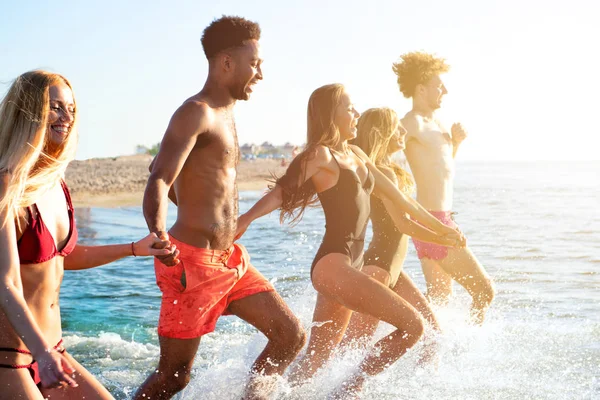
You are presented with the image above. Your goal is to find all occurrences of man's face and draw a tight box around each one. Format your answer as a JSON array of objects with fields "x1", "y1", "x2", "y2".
[
  {"x1": 228, "y1": 39, "x2": 263, "y2": 101},
  {"x1": 420, "y1": 74, "x2": 448, "y2": 110}
]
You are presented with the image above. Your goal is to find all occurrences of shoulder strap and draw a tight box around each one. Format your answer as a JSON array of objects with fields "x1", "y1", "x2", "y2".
[
  {"x1": 348, "y1": 145, "x2": 365, "y2": 163},
  {"x1": 328, "y1": 148, "x2": 341, "y2": 167},
  {"x1": 60, "y1": 180, "x2": 74, "y2": 211}
]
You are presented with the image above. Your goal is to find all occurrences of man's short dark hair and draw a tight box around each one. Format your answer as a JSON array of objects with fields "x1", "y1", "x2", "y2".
[{"x1": 201, "y1": 16, "x2": 261, "y2": 60}]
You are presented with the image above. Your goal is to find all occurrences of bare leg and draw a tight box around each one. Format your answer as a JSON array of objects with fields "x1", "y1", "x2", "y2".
[
  {"x1": 341, "y1": 264, "x2": 391, "y2": 346},
  {"x1": 0, "y1": 368, "x2": 45, "y2": 400},
  {"x1": 227, "y1": 290, "x2": 306, "y2": 400},
  {"x1": 394, "y1": 271, "x2": 440, "y2": 330},
  {"x1": 421, "y1": 258, "x2": 454, "y2": 304},
  {"x1": 297, "y1": 254, "x2": 425, "y2": 394},
  {"x1": 41, "y1": 352, "x2": 114, "y2": 399},
  {"x1": 290, "y1": 291, "x2": 354, "y2": 384},
  {"x1": 133, "y1": 336, "x2": 201, "y2": 400},
  {"x1": 437, "y1": 246, "x2": 495, "y2": 324}
]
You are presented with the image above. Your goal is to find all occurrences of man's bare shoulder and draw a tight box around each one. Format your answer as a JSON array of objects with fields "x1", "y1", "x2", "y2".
[
  {"x1": 401, "y1": 111, "x2": 421, "y2": 135},
  {"x1": 168, "y1": 98, "x2": 216, "y2": 138}
]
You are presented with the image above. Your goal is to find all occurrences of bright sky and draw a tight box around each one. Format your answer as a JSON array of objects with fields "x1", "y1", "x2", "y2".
[{"x1": 1, "y1": 0, "x2": 598, "y2": 161}]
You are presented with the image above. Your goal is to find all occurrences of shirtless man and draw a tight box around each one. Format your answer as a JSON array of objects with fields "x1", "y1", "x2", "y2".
[
  {"x1": 392, "y1": 52, "x2": 495, "y2": 323},
  {"x1": 135, "y1": 16, "x2": 306, "y2": 400}
]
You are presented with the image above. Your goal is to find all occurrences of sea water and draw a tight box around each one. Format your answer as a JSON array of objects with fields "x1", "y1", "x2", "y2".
[{"x1": 61, "y1": 161, "x2": 600, "y2": 399}]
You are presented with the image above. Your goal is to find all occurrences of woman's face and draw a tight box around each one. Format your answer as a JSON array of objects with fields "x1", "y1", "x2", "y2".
[
  {"x1": 387, "y1": 120, "x2": 408, "y2": 154},
  {"x1": 47, "y1": 82, "x2": 75, "y2": 148},
  {"x1": 334, "y1": 91, "x2": 360, "y2": 142}
]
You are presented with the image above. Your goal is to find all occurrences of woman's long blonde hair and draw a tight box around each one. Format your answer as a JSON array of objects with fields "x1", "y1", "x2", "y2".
[
  {"x1": 275, "y1": 83, "x2": 346, "y2": 224},
  {"x1": 0, "y1": 70, "x2": 78, "y2": 226},
  {"x1": 351, "y1": 107, "x2": 414, "y2": 194}
]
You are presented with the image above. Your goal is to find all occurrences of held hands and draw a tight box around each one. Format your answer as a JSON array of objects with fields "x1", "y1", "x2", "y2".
[
  {"x1": 451, "y1": 122, "x2": 468, "y2": 146},
  {"x1": 132, "y1": 232, "x2": 172, "y2": 257},
  {"x1": 150, "y1": 231, "x2": 180, "y2": 267},
  {"x1": 442, "y1": 227, "x2": 467, "y2": 248},
  {"x1": 36, "y1": 349, "x2": 78, "y2": 389}
]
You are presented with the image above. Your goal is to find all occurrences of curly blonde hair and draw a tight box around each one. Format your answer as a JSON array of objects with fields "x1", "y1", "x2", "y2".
[{"x1": 392, "y1": 51, "x2": 450, "y2": 98}]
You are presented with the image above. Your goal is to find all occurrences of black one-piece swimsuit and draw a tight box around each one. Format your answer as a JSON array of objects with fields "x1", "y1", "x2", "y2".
[
  {"x1": 310, "y1": 148, "x2": 375, "y2": 278},
  {"x1": 364, "y1": 194, "x2": 404, "y2": 275}
]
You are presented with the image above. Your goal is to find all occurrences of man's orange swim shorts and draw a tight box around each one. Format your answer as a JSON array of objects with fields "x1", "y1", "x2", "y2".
[{"x1": 154, "y1": 235, "x2": 274, "y2": 339}]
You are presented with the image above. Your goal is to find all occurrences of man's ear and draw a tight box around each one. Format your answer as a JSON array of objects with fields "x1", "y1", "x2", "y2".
[
  {"x1": 222, "y1": 52, "x2": 234, "y2": 72},
  {"x1": 415, "y1": 83, "x2": 424, "y2": 96}
]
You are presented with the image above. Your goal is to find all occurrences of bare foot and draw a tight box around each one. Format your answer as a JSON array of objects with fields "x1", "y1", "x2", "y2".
[{"x1": 470, "y1": 307, "x2": 486, "y2": 325}]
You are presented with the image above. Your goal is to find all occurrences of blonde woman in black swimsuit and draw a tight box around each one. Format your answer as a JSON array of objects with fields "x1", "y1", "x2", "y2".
[
  {"x1": 236, "y1": 84, "x2": 465, "y2": 396},
  {"x1": 343, "y1": 107, "x2": 445, "y2": 346}
]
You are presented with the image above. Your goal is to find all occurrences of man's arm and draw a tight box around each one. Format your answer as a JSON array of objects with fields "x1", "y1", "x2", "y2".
[
  {"x1": 143, "y1": 101, "x2": 210, "y2": 250},
  {"x1": 401, "y1": 114, "x2": 421, "y2": 146},
  {"x1": 451, "y1": 122, "x2": 468, "y2": 158},
  {"x1": 149, "y1": 156, "x2": 178, "y2": 205}
]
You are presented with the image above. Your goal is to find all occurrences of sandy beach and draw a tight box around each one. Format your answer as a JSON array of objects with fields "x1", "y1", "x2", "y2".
[{"x1": 65, "y1": 155, "x2": 287, "y2": 208}]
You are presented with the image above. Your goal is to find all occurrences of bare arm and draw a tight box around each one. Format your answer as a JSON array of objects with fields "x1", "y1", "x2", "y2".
[
  {"x1": 0, "y1": 209, "x2": 51, "y2": 359},
  {"x1": 452, "y1": 143, "x2": 460, "y2": 158},
  {"x1": 383, "y1": 203, "x2": 456, "y2": 246},
  {"x1": 149, "y1": 156, "x2": 178, "y2": 205},
  {"x1": 376, "y1": 168, "x2": 456, "y2": 247},
  {"x1": 236, "y1": 146, "x2": 330, "y2": 239},
  {"x1": 241, "y1": 185, "x2": 284, "y2": 223},
  {"x1": 451, "y1": 122, "x2": 467, "y2": 159},
  {"x1": 143, "y1": 101, "x2": 210, "y2": 237},
  {"x1": 64, "y1": 233, "x2": 170, "y2": 270},
  {"x1": 351, "y1": 145, "x2": 460, "y2": 239}
]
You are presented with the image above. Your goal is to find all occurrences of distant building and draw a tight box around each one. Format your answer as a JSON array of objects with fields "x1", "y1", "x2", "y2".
[
  {"x1": 240, "y1": 143, "x2": 259, "y2": 155},
  {"x1": 239, "y1": 141, "x2": 303, "y2": 159},
  {"x1": 260, "y1": 141, "x2": 275, "y2": 150}
]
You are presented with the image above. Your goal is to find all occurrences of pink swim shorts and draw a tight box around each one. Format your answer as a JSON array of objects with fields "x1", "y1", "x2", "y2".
[{"x1": 412, "y1": 211, "x2": 458, "y2": 260}]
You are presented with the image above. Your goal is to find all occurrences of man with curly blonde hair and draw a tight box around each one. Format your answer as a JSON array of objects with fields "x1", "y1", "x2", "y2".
[{"x1": 392, "y1": 51, "x2": 495, "y2": 324}]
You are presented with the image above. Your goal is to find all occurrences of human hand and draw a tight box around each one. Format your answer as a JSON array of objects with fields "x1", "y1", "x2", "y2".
[
  {"x1": 451, "y1": 122, "x2": 468, "y2": 145},
  {"x1": 235, "y1": 213, "x2": 251, "y2": 241},
  {"x1": 442, "y1": 228, "x2": 466, "y2": 248},
  {"x1": 36, "y1": 349, "x2": 78, "y2": 389},
  {"x1": 152, "y1": 231, "x2": 180, "y2": 266},
  {"x1": 133, "y1": 232, "x2": 172, "y2": 257}
]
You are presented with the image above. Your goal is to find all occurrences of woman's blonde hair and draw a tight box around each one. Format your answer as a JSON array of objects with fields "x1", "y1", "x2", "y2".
[
  {"x1": 275, "y1": 83, "x2": 346, "y2": 224},
  {"x1": 351, "y1": 107, "x2": 414, "y2": 194},
  {"x1": 0, "y1": 70, "x2": 78, "y2": 226}
]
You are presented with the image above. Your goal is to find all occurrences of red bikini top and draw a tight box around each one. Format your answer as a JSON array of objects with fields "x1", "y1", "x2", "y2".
[{"x1": 17, "y1": 181, "x2": 78, "y2": 264}]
